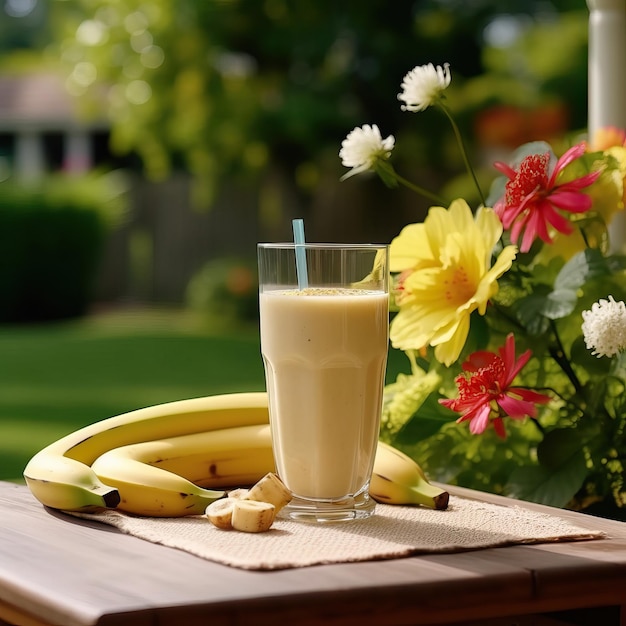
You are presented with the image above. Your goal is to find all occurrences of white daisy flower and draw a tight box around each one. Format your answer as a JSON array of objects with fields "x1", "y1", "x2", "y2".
[
  {"x1": 339, "y1": 124, "x2": 395, "y2": 180},
  {"x1": 581, "y1": 295, "x2": 626, "y2": 358},
  {"x1": 398, "y1": 63, "x2": 451, "y2": 112}
]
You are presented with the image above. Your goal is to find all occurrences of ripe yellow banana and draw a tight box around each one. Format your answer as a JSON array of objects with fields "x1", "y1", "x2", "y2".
[
  {"x1": 23, "y1": 390, "x2": 448, "y2": 515},
  {"x1": 23, "y1": 392, "x2": 270, "y2": 512},
  {"x1": 90, "y1": 452, "x2": 225, "y2": 517},
  {"x1": 89, "y1": 423, "x2": 448, "y2": 515},
  {"x1": 25, "y1": 455, "x2": 121, "y2": 513},
  {"x1": 135, "y1": 424, "x2": 275, "y2": 489},
  {"x1": 370, "y1": 442, "x2": 449, "y2": 510},
  {"x1": 90, "y1": 425, "x2": 275, "y2": 516}
]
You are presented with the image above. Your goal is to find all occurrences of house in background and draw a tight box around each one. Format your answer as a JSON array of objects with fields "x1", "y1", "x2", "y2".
[
  {"x1": 0, "y1": 72, "x2": 111, "y2": 182},
  {"x1": 0, "y1": 70, "x2": 261, "y2": 308}
]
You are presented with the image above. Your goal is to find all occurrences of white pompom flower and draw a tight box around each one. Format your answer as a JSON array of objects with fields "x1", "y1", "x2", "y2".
[
  {"x1": 581, "y1": 295, "x2": 626, "y2": 358},
  {"x1": 398, "y1": 63, "x2": 451, "y2": 112},
  {"x1": 339, "y1": 124, "x2": 395, "y2": 180}
]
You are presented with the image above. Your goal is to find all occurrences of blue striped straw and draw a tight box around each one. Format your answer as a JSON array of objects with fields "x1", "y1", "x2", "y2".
[{"x1": 292, "y1": 218, "x2": 308, "y2": 290}]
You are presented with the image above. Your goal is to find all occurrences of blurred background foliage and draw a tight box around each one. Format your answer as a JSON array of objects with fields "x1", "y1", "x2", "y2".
[
  {"x1": 25, "y1": 0, "x2": 591, "y2": 218},
  {"x1": 0, "y1": 0, "x2": 593, "y2": 249}
]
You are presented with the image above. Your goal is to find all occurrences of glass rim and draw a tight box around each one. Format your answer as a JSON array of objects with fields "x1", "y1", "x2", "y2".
[{"x1": 257, "y1": 243, "x2": 388, "y2": 250}]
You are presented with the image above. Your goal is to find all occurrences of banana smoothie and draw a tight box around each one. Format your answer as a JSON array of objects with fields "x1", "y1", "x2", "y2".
[{"x1": 259, "y1": 287, "x2": 389, "y2": 503}]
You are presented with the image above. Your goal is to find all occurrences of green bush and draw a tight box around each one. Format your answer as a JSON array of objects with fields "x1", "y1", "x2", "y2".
[{"x1": 0, "y1": 173, "x2": 126, "y2": 323}]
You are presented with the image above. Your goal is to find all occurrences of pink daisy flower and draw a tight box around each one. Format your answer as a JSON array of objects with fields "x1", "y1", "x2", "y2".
[
  {"x1": 493, "y1": 142, "x2": 600, "y2": 253},
  {"x1": 439, "y1": 334, "x2": 551, "y2": 438}
]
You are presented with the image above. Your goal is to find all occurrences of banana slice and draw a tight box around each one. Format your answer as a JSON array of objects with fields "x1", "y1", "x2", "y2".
[
  {"x1": 227, "y1": 487, "x2": 250, "y2": 500},
  {"x1": 246, "y1": 472, "x2": 292, "y2": 513},
  {"x1": 231, "y1": 499, "x2": 275, "y2": 533},
  {"x1": 205, "y1": 497, "x2": 237, "y2": 529}
]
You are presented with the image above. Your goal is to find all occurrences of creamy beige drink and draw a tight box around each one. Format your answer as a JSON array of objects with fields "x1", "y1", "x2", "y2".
[{"x1": 260, "y1": 287, "x2": 389, "y2": 502}]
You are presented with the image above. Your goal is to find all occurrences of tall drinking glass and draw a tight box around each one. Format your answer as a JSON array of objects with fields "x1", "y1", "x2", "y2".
[{"x1": 258, "y1": 243, "x2": 389, "y2": 522}]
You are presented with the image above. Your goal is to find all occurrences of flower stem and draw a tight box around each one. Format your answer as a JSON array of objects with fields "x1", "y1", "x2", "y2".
[
  {"x1": 394, "y1": 171, "x2": 446, "y2": 205},
  {"x1": 439, "y1": 103, "x2": 487, "y2": 207},
  {"x1": 531, "y1": 415, "x2": 547, "y2": 435},
  {"x1": 548, "y1": 319, "x2": 583, "y2": 394},
  {"x1": 407, "y1": 349, "x2": 420, "y2": 376},
  {"x1": 377, "y1": 161, "x2": 445, "y2": 205}
]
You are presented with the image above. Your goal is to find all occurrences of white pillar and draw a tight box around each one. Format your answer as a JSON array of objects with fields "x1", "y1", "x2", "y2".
[
  {"x1": 63, "y1": 129, "x2": 92, "y2": 174},
  {"x1": 587, "y1": 0, "x2": 626, "y2": 252},
  {"x1": 14, "y1": 130, "x2": 46, "y2": 182}
]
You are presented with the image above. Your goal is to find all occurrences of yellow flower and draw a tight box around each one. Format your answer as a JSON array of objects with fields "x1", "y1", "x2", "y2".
[
  {"x1": 587, "y1": 129, "x2": 626, "y2": 223},
  {"x1": 389, "y1": 199, "x2": 517, "y2": 366},
  {"x1": 589, "y1": 126, "x2": 626, "y2": 151},
  {"x1": 604, "y1": 146, "x2": 626, "y2": 210}
]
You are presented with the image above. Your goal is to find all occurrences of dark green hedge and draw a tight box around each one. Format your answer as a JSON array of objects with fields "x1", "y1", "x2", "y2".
[{"x1": 0, "y1": 175, "x2": 125, "y2": 322}]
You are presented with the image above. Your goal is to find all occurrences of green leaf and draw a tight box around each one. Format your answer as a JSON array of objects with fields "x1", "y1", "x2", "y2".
[
  {"x1": 555, "y1": 248, "x2": 613, "y2": 291},
  {"x1": 569, "y1": 336, "x2": 610, "y2": 377},
  {"x1": 537, "y1": 428, "x2": 584, "y2": 469},
  {"x1": 381, "y1": 369, "x2": 443, "y2": 441},
  {"x1": 521, "y1": 249, "x2": 621, "y2": 322},
  {"x1": 607, "y1": 254, "x2": 626, "y2": 273},
  {"x1": 541, "y1": 288, "x2": 577, "y2": 319},
  {"x1": 506, "y1": 463, "x2": 586, "y2": 508},
  {"x1": 395, "y1": 393, "x2": 454, "y2": 445},
  {"x1": 506, "y1": 428, "x2": 588, "y2": 507},
  {"x1": 512, "y1": 288, "x2": 551, "y2": 334}
]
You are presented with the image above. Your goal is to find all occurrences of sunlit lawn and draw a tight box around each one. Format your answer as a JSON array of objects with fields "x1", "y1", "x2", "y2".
[{"x1": 0, "y1": 307, "x2": 409, "y2": 481}]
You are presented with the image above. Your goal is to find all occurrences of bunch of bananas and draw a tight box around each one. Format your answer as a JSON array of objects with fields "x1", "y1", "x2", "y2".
[{"x1": 23, "y1": 392, "x2": 449, "y2": 517}]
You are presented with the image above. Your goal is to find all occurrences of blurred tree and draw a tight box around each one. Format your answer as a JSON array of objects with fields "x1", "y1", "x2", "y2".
[
  {"x1": 0, "y1": 0, "x2": 50, "y2": 52},
  {"x1": 44, "y1": 0, "x2": 590, "y2": 229}
]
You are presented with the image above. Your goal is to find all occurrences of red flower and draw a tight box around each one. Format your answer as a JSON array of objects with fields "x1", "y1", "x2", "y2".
[
  {"x1": 493, "y1": 142, "x2": 600, "y2": 253},
  {"x1": 439, "y1": 334, "x2": 551, "y2": 438}
]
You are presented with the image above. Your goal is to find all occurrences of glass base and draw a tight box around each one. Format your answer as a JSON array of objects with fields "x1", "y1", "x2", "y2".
[{"x1": 278, "y1": 491, "x2": 376, "y2": 523}]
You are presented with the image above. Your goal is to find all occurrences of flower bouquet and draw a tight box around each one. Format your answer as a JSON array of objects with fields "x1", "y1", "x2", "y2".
[{"x1": 340, "y1": 63, "x2": 626, "y2": 518}]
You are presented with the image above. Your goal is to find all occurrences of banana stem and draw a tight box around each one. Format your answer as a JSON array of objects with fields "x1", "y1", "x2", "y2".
[{"x1": 410, "y1": 482, "x2": 450, "y2": 510}]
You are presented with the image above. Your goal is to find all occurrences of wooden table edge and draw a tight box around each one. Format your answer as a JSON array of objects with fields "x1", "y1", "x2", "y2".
[{"x1": 2, "y1": 480, "x2": 626, "y2": 626}]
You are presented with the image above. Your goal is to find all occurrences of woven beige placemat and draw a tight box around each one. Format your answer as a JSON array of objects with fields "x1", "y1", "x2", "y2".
[{"x1": 72, "y1": 495, "x2": 605, "y2": 571}]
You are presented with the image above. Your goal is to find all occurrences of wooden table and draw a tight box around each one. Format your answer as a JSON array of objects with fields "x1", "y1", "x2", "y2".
[{"x1": 1, "y1": 481, "x2": 626, "y2": 626}]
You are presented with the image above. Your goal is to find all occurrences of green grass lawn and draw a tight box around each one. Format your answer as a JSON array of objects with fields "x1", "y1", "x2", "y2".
[{"x1": 0, "y1": 307, "x2": 410, "y2": 481}]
